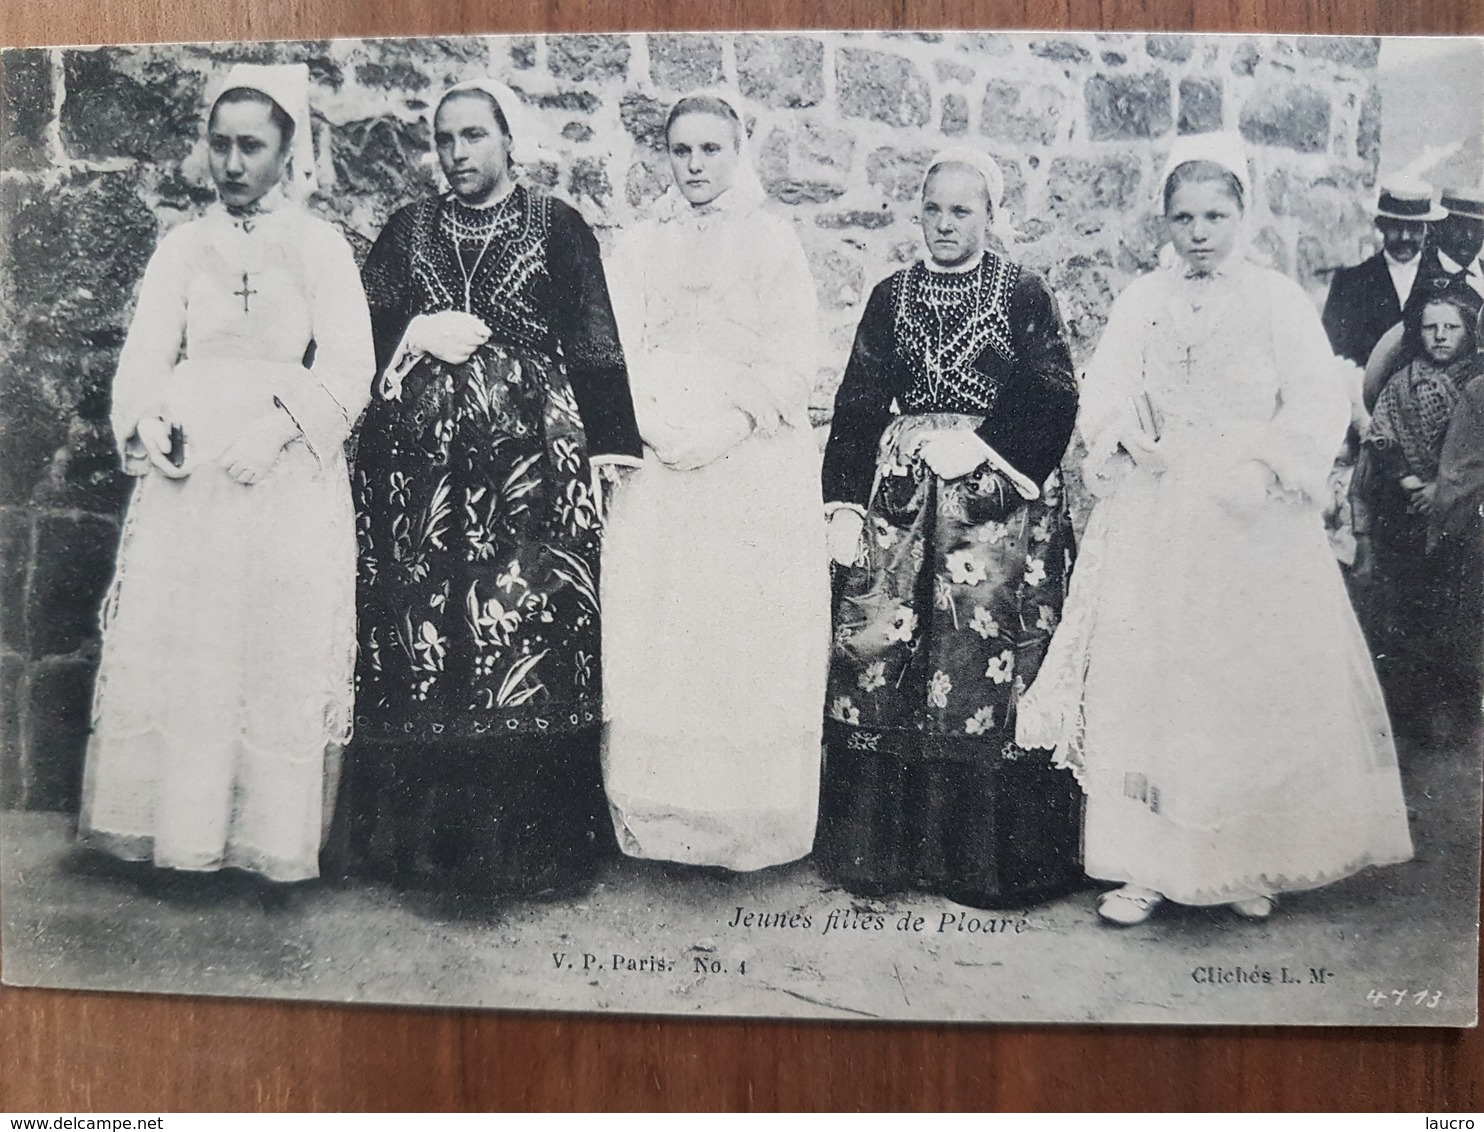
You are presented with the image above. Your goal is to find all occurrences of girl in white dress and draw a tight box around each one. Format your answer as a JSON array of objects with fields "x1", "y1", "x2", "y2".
[
  {"x1": 80, "y1": 64, "x2": 375, "y2": 882},
  {"x1": 600, "y1": 93, "x2": 831, "y2": 871},
  {"x1": 1017, "y1": 133, "x2": 1414, "y2": 925}
]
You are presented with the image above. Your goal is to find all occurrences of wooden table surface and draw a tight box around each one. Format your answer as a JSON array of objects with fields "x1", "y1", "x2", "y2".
[{"x1": 3, "y1": 0, "x2": 1483, "y2": 1112}]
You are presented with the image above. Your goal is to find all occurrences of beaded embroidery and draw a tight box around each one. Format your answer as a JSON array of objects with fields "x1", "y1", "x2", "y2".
[
  {"x1": 893, "y1": 255, "x2": 1019, "y2": 414},
  {"x1": 407, "y1": 186, "x2": 553, "y2": 354}
]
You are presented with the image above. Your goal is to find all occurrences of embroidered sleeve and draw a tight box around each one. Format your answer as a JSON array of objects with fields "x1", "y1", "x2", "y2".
[
  {"x1": 548, "y1": 200, "x2": 642, "y2": 460},
  {"x1": 974, "y1": 269, "x2": 1078, "y2": 489},
  {"x1": 360, "y1": 204, "x2": 423, "y2": 379},
  {"x1": 822, "y1": 276, "x2": 900, "y2": 508}
]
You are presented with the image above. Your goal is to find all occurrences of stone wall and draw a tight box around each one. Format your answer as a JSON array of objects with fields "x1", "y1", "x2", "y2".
[{"x1": 0, "y1": 31, "x2": 1381, "y2": 810}]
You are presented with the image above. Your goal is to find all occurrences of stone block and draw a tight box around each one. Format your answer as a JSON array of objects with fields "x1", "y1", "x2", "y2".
[
  {"x1": 1178, "y1": 77, "x2": 1223, "y2": 135},
  {"x1": 509, "y1": 37, "x2": 538, "y2": 70},
  {"x1": 865, "y1": 145, "x2": 937, "y2": 203},
  {"x1": 141, "y1": 165, "x2": 218, "y2": 214},
  {"x1": 6, "y1": 172, "x2": 156, "y2": 354},
  {"x1": 1029, "y1": 39, "x2": 1091, "y2": 65},
  {"x1": 1046, "y1": 153, "x2": 1143, "y2": 222},
  {"x1": 329, "y1": 115, "x2": 436, "y2": 204},
  {"x1": 547, "y1": 35, "x2": 630, "y2": 84},
  {"x1": 353, "y1": 60, "x2": 427, "y2": 91},
  {"x1": 525, "y1": 160, "x2": 561, "y2": 192},
  {"x1": 28, "y1": 514, "x2": 117, "y2": 659},
  {"x1": 0, "y1": 655, "x2": 23, "y2": 809},
  {"x1": 30, "y1": 381, "x2": 135, "y2": 516},
  {"x1": 60, "y1": 48, "x2": 203, "y2": 164},
  {"x1": 1230, "y1": 40, "x2": 1262, "y2": 77},
  {"x1": 1266, "y1": 164, "x2": 1371, "y2": 231},
  {"x1": 981, "y1": 79, "x2": 1065, "y2": 147},
  {"x1": 1297, "y1": 37, "x2": 1381, "y2": 70},
  {"x1": 795, "y1": 120, "x2": 855, "y2": 170},
  {"x1": 934, "y1": 60, "x2": 976, "y2": 84},
  {"x1": 1250, "y1": 225, "x2": 1291, "y2": 275},
  {"x1": 0, "y1": 512, "x2": 29, "y2": 653},
  {"x1": 837, "y1": 49, "x2": 931, "y2": 129},
  {"x1": 625, "y1": 157, "x2": 671, "y2": 210},
  {"x1": 995, "y1": 156, "x2": 1027, "y2": 218},
  {"x1": 941, "y1": 93, "x2": 970, "y2": 137},
  {"x1": 1145, "y1": 34, "x2": 1194, "y2": 62},
  {"x1": 1085, "y1": 73, "x2": 1172, "y2": 141},
  {"x1": 25, "y1": 657, "x2": 95, "y2": 811},
  {"x1": 529, "y1": 91, "x2": 601, "y2": 114},
  {"x1": 0, "y1": 359, "x2": 65, "y2": 510},
  {"x1": 736, "y1": 36, "x2": 824, "y2": 109},
  {"x1": 1239, "y1": 79, "x2": 1331, "y2": 153},
  {"x1": 648, "y1": 34, "x2": 724, "y2": 91},
  {"x1": 568, "y1": 156, "x2": 612, "y2": 210},
  {"x1": 807, "y1": 245, "x2": 866, "y2": 310},
  {"x1": 1115, "y1": 209, "x2": 1169, "y2": 275},
  {"x1": 1357, "y1": 80, "x2": 1381, "y2": 172},
  {"x1": 1298, "y1": 232, "x2": 1362, "y2": 291},
  {"x1": 951, "y1": 33, "x2": 1014, "y2": 58},
  {"x1": 758, "y1": 124, "x2": 853, "y2": 205},
  {"x1": 619, "y1": 91, "x2": 668, "y2": 152},
  {"x1": 2, "y1": 49, "x2": 52, "y2": 171},
  {"x1": 1045, "y1": 255, "x2": 1115, "y2": 357},
  {"x1": 815, "y1": 208, "x2": 895, "y2": 230},
  {"x1": 0, "y1": 341, "x2": 130, "y2": 512}
]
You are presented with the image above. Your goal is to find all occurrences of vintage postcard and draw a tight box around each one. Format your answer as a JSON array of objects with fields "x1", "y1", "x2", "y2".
[{"x1": 0, "y1": 29, "x2": 1480, "y2": 1026}]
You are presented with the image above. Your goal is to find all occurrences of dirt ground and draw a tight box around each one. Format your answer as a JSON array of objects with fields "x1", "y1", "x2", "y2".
[{"x1": 2, "y1": 731, "x2": 1479, "y2": 1027}]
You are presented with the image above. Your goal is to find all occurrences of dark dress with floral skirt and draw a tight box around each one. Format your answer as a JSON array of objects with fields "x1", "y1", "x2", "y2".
[
  {"x1": 818, "y1": 255, "x2": 1083, "y2": 909},
  {"x1": 327, "y1": 186, "x2": 642, "y2": 896}
]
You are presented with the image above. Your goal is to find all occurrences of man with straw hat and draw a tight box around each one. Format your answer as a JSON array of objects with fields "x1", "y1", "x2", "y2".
[
  {"x1": 1323, "y1": 180, "x2": 1443, "y2": 368},
  {"x1": 1418, "y1": 186, "x2": 1484, "y2": 301}
]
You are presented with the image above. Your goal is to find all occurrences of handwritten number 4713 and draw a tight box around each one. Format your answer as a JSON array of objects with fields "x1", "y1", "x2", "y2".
[{"x1": 1367, "y1": 989, "x2": 1443, "y2": 1008}]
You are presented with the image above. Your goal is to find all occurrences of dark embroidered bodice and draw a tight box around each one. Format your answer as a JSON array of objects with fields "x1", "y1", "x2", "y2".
[
  {"x1": 894, "y1": 256, "x2": 1021, "y2": 415},
  {"x1": 822, "y1": 254, "x2": 1077, "y2": 508},
  {"x1": 406, "y1": 189, "x2": 553, "y2": 354}
]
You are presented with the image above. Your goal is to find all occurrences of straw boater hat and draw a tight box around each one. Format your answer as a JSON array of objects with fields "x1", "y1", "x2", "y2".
[
  {"x1": 1374, "y1": 180, "x2": 1446, "y2": 222},
  {"x1": 1440, "y1": 186, "x2": 1484, "y2": 221}
]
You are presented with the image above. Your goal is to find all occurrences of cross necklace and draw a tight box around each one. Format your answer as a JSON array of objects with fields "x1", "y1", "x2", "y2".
[{"x1": 233, "y1": 272, "x2": 258, "y2": 313}]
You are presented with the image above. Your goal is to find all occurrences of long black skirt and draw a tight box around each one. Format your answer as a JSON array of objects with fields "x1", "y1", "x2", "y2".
[
  {"x1": 323, "y1": 728, "x2": 616, "y2": 898},
  {"x1": 815, "y1": 742, "x2": 1084, "y2": 909}
]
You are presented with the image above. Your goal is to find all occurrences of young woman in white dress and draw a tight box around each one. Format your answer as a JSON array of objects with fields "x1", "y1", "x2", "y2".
[
  {"x1": 600, "y1": 93, "x2": 831, "y2": 871},
  {"x1": 1017, "y1": 133, "x2": 1414, "y2": 926},
  {"x1": 80, "y1": 64, "x2": 375, "y2": 883}
]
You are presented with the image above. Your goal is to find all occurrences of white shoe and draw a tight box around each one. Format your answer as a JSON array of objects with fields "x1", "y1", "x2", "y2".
[
  {"x1": 1229, "y1": 895, "x2": 1275, "y2": 920},
  {"x1": 1097, "y1": 885, "x2": 1163, "y2": 926}
]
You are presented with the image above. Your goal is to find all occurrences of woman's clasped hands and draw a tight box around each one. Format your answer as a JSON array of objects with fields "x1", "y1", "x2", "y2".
[
  {"x1": 1400, "y1": 474, "x2": 1438, "y2": 516},
  {"x1": 914, "y1": 430, "x2": 992, "y2": 480},
  {"x1": 407, "y1": 310, "x2": 493, "y2": 366},
  {"x1": 826, "y1": 508, "x2": 865, "y2": 567},
  {"x1": 132, "y1": 415, "x2": 190, "y2": 479},
  {"x1": 221, "y1": 408, "x2": 301, "y2": 485}
]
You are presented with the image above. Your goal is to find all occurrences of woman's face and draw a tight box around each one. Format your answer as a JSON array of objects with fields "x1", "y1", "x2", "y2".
[
  {"x1": 208, "y1": 99, "x2": 289, "y2": 210},
  {"x1": 667, "y1": 112, "x2": 739, "y2": 206},
  {"x1": 435, "y1": 94, "x2": 512, "y2": 205},
  {"x1": 1420, "y1": 300, "x2": 1470, "y2": 364},
  {"x1": 920, "y1": 165, "x2": 989, "y2": 269},
  {"x1": 1164, "y1": 178, "x2": 1243, "y2": 274}
]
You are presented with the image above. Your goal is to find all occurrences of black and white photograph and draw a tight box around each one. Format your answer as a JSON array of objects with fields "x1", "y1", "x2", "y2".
[{"x1": 0, "y1": 28, "x2": 1479, "y2": 1026}]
